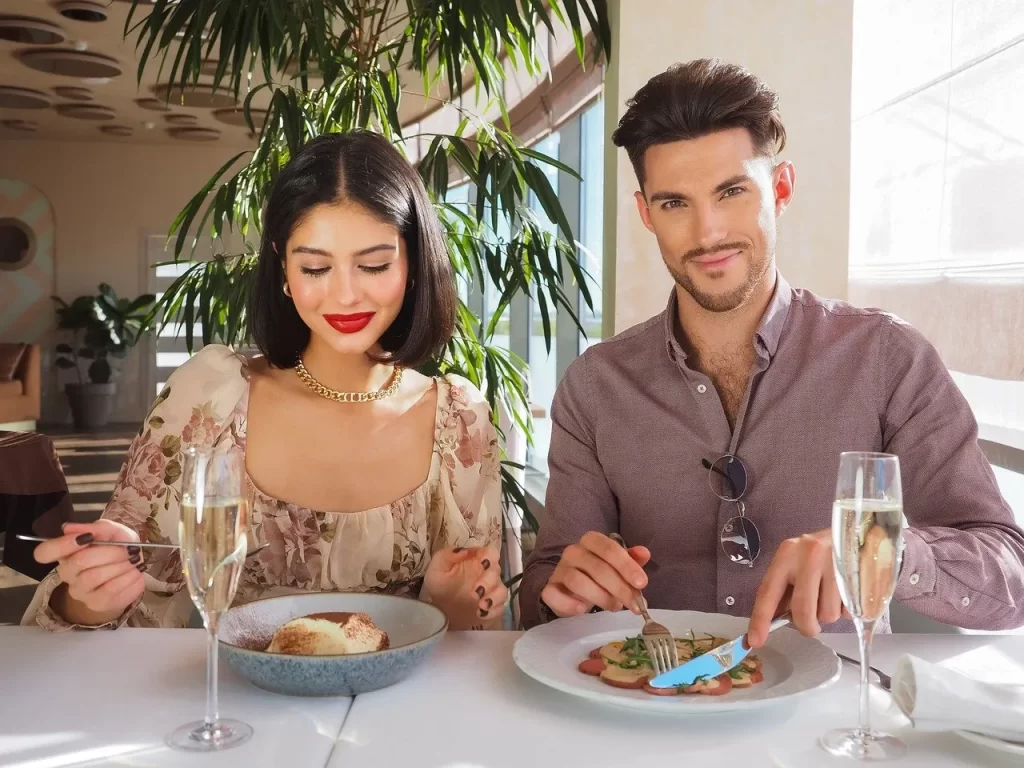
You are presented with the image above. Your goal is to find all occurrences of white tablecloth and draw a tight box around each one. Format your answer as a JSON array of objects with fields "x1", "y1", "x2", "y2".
[
  {"x1": 3, "y1": 627, "x2": 1023, "y2": 767},
  {"x1": 331, "y1": 632, "x2": 1024, "y2": 768},
  {"x1": 0, "y1": 627, "x2": 351, "y2": 767}
]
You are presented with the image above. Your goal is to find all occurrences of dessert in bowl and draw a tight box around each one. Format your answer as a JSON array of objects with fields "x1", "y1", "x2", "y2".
[{"x1": 218, "y1": 592, "x2": 447, "y2": 696}]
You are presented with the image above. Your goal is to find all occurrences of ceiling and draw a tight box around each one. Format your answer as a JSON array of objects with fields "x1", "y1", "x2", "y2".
[{"x1": 0, "y1": 0, "x2": 453, "y2": 146}]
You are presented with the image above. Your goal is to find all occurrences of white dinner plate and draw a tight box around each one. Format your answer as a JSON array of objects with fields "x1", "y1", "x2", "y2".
[
  {"x1": 513, "y1": 609, "x2": 841, "y2": 714},
  {"x1": 955, "y1": 729, "x2": 1024, "y2": 757}
]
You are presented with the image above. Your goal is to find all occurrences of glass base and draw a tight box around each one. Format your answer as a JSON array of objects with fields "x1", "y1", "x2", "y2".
[
  {"x1": 166, "y1": 719, "x2": 253, "y2": 752},
  {"x1": 820, "y1": 728, "x2": 906, "y2": 761}
]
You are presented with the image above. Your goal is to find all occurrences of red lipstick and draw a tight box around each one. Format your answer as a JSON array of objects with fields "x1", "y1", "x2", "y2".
[{"x1": 324, "y1": 312, "x2": 375, "y2": 334}]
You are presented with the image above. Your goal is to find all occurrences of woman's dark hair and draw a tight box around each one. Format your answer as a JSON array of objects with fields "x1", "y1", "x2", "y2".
[
  {"x1": 612, "y1": 58, "x2": 787, "y2": 190},
  {"x1": 249, "y1": 130, "x2": 456, "y2": 369}
]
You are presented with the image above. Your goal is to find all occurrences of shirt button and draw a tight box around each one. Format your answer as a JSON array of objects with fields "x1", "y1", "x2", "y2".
[
  {"x1": 697, "y1": 384, "x2": 708, "y2": 394},
  {"x1": 961, "y1": 596, "x2": 971, "y2": 607},
  {"x1": 725, "y1": 596, "x2": 735, "y2": 606},
  {"x1": 909, "y1": 573, "x2": 920, "y2": 585}
]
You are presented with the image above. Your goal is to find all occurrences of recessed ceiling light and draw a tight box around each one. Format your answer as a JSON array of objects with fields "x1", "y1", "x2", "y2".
[
  {"x1": 56, "y1": 2, "x2": 109, "y2": 24},
  {"x1": 53, "y1": 85, "x2": 93, "y2": 101},
  {"x1": 0, "y1": 86, "x2": 51, "y2": 110},
  {"x1": 164, "y1": 113, "x2": 198, "y2": 125},
  {"x1": 1, "y1": 119, "x2": 38, "y2": 132},
  {"x1": 168, "y1": 126, "x2": 220, "y2": 142},
  {"x1": 19, "y1": 49, "x2": 121, "y2": 79},
  {"x1": 213, "y1": 107, "x2": 267, "y2": 128},
  {"x1": 151, "y1": 82, "x2": 237, "y2": 109},
  {"x1": 135, "y1": 97, "x2": 170, "y2": 112},
  {"x1": 0, "y1": 16, "x2": 66, "y2": 45},
  {"x1": 55, "y1": 103, "x2": 115, "y2": 120},
  {"x1": 100, "y1": 124, "x2": 133, "y2": 137}
]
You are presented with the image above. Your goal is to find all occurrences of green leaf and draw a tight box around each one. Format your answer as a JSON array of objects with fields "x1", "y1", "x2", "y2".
[
  {"x1": 148, "y1": 416, "x2": 165, "y2": 430},
  {"x1": 160, "y1": 434, "x2": 182, "y2": 458},
  {"x1": 163, "y1": 458, "x2": 182, "y2": 485},
  {"x1": 55, "y1": 343, "x2": 73, "y2": 354}
]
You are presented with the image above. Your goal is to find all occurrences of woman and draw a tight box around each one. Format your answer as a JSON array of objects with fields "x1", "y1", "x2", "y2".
[{"x1": 25, "y1": 131, "x2": 507, "y2": 632}]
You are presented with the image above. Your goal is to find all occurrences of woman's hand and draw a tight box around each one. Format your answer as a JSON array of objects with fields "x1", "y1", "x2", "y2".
[
  {"x1": 33, "y1": 520, "x2": 146, "y2": 626},
  {"x1": 422, "y1": 546, "x2": 508, "y2": 630}
]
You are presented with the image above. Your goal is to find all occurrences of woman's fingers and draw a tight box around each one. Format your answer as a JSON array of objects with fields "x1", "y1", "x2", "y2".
[
  {"x1": 60, "y1": 544, "x2": 139, "y2": 585},
  {"x1": 67, "y1": 559, "x2": 140, "y2": 600},
  {"x1": 86, "y1": 568, "x2": 145, "y2": 615},
  {"x1": 478, "y1": 581, "x2": 509, "y2": 618}
]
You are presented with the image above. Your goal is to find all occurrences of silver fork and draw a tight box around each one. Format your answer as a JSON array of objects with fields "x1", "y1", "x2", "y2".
[
  {"x1": 609, "y1": 533, "x2": 679, "y2": 676},
  {"x1": 836, "y1": 651, "x2": 892, "y2": 691}
]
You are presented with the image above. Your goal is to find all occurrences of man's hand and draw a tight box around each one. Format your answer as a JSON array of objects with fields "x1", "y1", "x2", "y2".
[
  {"x1": 540, "y1": 532, "x2": 650, "y2": 618},
  {"x1": 747, "y1": 529, "x2": 848, "y2": 647}
]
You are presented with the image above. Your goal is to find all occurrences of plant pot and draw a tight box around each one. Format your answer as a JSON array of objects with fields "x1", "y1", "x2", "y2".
[{"x1": 65, "y1": 382, "x2": 117, "y2": 430}]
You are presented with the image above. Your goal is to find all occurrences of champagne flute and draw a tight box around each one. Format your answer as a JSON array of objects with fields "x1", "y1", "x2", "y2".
[
  {"x1": 166, "y1": 446, "x2": 253, "y2": 752},
  {"x1": 821, "y1": 452, "x2": 906, "y2": 761}
]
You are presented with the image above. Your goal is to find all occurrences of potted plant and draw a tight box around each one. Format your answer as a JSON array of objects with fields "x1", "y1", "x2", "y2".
[{"x1": 53, "y1": 283, "x2": 155, "y2": 430}]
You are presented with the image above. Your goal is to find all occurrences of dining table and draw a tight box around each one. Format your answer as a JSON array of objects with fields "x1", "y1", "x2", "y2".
[{"x1": 0, "y1": 625, "x2": 1021, "y2": 767}]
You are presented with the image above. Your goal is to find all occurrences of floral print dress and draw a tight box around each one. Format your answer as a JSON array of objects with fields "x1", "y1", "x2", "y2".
[{"x1": 24, "y1": 345, "x2": 503, "y2": 630}]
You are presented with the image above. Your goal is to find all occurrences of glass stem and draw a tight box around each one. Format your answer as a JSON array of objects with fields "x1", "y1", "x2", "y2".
[
  {"x1": 205, "y1": 620, "x2": 219, "y2": 731},
  {"x1": 857, "y1": 618, "x2": 875, "y2": 740}
]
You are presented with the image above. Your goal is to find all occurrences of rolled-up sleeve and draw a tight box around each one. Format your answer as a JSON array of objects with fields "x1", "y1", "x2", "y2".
[{"x1": 883, "y1": 318, "x2": 1024, "y2": 630}]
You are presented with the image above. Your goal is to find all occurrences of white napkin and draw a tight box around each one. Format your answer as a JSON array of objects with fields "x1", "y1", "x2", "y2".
[{"x1": 891, "y1": 654, "x2": 1024, "y2": 742}]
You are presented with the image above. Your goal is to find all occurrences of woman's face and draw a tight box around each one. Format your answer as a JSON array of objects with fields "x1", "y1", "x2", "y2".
[{"x1": 283, "y1": 201, "x2": 409, "y2": 357}]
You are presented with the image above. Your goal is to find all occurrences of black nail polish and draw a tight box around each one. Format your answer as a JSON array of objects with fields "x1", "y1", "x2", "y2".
[
  {"x1": 453, "y1": 547, "x2": 464, "y2": 553},
  {"x1": 75, "y1": 533, "x2": 93, "y2": 545},
  {"x1": 481, "y1": 559, "x2": 490, "y2": 570},
  {"x1": 476, "y1": 586, "x2": 485, "y2": 598},
  {"x1": 484, "y1": 598, "x2": 493, "y2": 610},
  {"x1": 127, "y1": 546, "x2": 141, "y2": 557},
  {"x1": 479, "y1": 608, "x2": 487, "y2": 617},
  {"x1": 129, "y1": 553, "x2": 141, "y2": 565},
  {"x1": 136, "y1": 562, "x2": 146, "y2": 572}
]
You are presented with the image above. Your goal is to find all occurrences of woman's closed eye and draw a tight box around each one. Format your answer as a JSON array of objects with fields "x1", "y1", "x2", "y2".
[
  {"x1": 299, "y1": 266, "x2": 330, "y2": 278},
  {"x1": 359, "y1": 263, "x2": 391, "y2": 274}
]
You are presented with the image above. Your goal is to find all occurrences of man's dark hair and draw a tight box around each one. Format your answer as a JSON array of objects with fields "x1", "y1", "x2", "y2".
[
  {"x1": 611, "y1": 58, "x2": 787, "y2": 189},
  {"x1": 249, "y1": 130, "x2": 456, "y2": 369}
]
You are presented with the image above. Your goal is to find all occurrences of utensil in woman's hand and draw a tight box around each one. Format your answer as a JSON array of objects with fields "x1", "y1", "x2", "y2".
[
  {"x1": 17, "y1": 533, "x2": 177, "y2": 550},
  {"x1": 17, "y1": 534, "x2": 268, "y2": 559}
]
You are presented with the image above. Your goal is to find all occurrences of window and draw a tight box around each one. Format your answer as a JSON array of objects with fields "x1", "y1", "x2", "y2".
[
  {"x1": 526, "y1": 132, "x2": 561, "y2": 467},
  {"x1": 579, "y1": 98, "x2": 605, "y2": 352},
  {"x1": 849, "y1": 3, "x2": 1024, "y2": 519}
]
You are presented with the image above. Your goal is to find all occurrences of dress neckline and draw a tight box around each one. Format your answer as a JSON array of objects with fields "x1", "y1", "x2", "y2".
[{"x1": 238, "y1": 364, "x2": 449, "y2": 516}]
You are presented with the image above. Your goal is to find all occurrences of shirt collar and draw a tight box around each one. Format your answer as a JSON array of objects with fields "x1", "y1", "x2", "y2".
[{"x1": 663, "y1": 272, "x2": 794, "y2": 363}]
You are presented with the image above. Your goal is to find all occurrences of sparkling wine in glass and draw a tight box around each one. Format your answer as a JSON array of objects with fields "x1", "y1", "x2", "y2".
[
  {"x1": 821, "y1": 452, "x2": 906, "y2": 761},
  {"x1": 166, "y1": 446, "x2": 253, "y2": 752}
]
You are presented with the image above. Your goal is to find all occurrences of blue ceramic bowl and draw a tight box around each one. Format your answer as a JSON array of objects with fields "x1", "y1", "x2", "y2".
[{"x1": 218, "y1": 592, "x2": 448, "y2": 697}]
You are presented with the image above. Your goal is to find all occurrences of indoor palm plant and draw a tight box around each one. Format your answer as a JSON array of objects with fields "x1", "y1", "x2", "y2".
[
  {"x1": 125, "y1": 0, "x2": 610, "y2": 588},
  {"x1": 53, "y1": 284, "x2": 156, "y2": 429}
]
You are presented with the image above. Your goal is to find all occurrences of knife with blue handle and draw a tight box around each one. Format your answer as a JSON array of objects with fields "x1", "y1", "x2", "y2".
[{"x1": 646, "y1": 612, "x2": 792, "y2": 689}]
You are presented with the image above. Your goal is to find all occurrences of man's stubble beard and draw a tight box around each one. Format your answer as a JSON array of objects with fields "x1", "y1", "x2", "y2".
[{"x1": 665, "y1": 247, "x2": 773, "y2": 314}]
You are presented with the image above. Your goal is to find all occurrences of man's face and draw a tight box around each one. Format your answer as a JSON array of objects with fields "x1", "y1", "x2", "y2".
[{"x1": 635, "y1": 127, "x2": 794, "y2": 313}]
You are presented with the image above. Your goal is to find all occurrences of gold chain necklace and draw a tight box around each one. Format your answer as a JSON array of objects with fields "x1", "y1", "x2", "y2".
[{"x1": 294, "y1": 359, "x2": 403, "y2": 403}]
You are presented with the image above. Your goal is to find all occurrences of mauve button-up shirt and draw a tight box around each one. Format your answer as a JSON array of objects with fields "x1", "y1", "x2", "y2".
[{"x1": 520, "y1": 274, "x2": 1024, "y2": 632}]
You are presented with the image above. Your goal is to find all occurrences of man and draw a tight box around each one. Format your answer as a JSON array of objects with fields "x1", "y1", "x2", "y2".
[{"x1": 519, "y1": 58, "x2": 1024, "y2": 644}]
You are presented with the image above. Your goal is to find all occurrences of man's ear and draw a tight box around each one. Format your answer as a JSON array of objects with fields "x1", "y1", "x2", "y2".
[
  {"x1": 635, "y1": 190, "x2": 656, "y2": 233},
  {"x1": 773, "y1": 161, "x2": 795, "y2": 217}
]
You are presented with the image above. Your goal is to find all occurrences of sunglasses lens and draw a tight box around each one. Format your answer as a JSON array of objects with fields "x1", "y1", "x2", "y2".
[
  {"x1": 720, "y1": 515, "x2": 761, "y2": 565},
  {"x1": 710, "y1": 455, "x2": 747, "y2": 501}
]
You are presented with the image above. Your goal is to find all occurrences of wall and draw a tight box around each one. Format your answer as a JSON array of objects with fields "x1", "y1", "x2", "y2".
[
  {"x1": 0, "y1": 138, "x2": 248, "y2": 425},
  {"x1": 604, "y1": 0, "x2": 855, "y2": 333}
]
